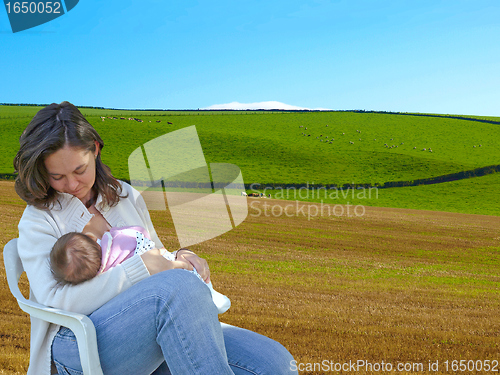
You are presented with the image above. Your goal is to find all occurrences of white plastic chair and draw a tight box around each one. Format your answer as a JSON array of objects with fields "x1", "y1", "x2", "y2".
[{"x1": 3, "y1": 238, "x2": 104, "y2": 375}]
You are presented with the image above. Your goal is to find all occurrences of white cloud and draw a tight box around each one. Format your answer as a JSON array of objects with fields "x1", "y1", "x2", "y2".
[{"x1": 202, "y1": 101, "x2": 330, "y2": 111}]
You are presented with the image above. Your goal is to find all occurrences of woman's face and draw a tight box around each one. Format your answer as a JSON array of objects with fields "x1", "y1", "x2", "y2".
[{"x1": 44, "y1": 143, "x2": 99, "y2": 205}]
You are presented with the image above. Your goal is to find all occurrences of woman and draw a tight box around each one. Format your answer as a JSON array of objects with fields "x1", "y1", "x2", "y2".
[{"x1": 14, "y1": 102, "x2": 296, "y2": 375}]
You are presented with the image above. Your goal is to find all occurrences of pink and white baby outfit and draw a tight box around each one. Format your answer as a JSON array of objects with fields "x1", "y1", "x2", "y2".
[
  {"x1": 97, "y1": 226, "x2": 230, "y2": 314},
  {"x1": 98, "y1": 226, "x2": 156, "y2": 273}
]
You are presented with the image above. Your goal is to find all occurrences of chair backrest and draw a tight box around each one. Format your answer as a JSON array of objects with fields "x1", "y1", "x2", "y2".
[
  {"x1": 4, "y1": 239, "x2": 26, "y2": 302},
  {"x1": 3, "y1": 238, "x2": 104, "y2": 375}
]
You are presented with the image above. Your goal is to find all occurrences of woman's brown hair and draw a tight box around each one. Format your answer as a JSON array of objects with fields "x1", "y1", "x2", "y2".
[{"x1": 14, "y1": 101, "x2": 124, "y2": 209}]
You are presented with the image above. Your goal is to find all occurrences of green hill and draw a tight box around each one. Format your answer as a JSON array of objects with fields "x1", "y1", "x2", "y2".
[{"x1": 1, "y1": 105, "x2": 499, "y2": 215}]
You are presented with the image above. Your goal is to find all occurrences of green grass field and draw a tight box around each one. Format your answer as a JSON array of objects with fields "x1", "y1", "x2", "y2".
[
  {"x1": 0, "y1": 106, "x2": 499, "y2": 374},
  {"x1": 1, "y1": 105, "x2": 499, "y2": 216}
]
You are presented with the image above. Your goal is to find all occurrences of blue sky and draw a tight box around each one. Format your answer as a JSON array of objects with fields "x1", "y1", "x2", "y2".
[{"x1": 1, "y1": 0, "x2": 499, "y2": 115}]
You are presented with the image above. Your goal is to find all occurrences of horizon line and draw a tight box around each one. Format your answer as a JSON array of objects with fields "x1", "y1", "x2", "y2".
[{"x1": 0, "y1": 103, "x2": 498, "y2": 119}]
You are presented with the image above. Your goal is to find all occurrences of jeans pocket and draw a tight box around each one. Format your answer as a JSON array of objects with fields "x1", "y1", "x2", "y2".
[{"x1": 54, "y1": 360, "x2": 84, "y2": 375}]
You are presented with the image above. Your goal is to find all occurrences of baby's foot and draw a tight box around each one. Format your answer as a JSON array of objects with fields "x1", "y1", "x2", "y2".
[
  {"x1": 192, "y1": 267, "x2": 231, "y2": 314},
  {"x1": 205, "y1": 280, "x2": 231, "y2": 314},
  {"x1": 163, "y1": 252, "x2": 230, "y2": 314}
]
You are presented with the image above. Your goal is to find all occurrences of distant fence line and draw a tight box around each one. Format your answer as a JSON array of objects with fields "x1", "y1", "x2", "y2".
[
  {"x1": 246, "y1": 164, "x2": 500, "y2": 191},
  {"x1": 1, "y1": 104, "x2": 500, "y2": 124},
  {"x1": 0, "y1": 103, "x2": 106, "y2": 109},
  {"x1": 129, "y1": 180, "x2": 245, "y2": 190},
  {"x1": 353, "y1": 110, "x2": 500, "y2": 126},
  {"x1": 2, "y1": 165, "x2": 499, "y2": 190},
  {"x1": 377, "y1": 164, "x2": 500, "y2": 189},
  {"x1": 0, "y1": 173, "x2": 16, "y2": 180}
]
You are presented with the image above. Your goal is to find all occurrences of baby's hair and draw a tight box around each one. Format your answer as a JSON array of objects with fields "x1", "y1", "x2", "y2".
[{"x1": 50, "y1": 232, "x2": 102, "y2": 285}]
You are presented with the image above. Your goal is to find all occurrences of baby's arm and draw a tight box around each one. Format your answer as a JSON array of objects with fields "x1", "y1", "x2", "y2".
[
  {"x1": 157, "y1": 247, "x2": 168, "y2": 257},
  {"x1": 140, "y1": 247, "x2": 192, "y2": 275}
]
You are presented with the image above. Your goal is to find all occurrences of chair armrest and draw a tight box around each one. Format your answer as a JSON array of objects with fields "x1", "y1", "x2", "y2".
[
  {"x1": 17, "y1": 297, "x2": 104, "y2": 375},
  {"x1": 4, "y1": 239, "x2": 103, "y2": 375}
]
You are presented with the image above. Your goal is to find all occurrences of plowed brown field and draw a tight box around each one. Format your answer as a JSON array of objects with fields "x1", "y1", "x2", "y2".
[{"x1": 1, "y1": 181, "x2": 499, "y2": 374}]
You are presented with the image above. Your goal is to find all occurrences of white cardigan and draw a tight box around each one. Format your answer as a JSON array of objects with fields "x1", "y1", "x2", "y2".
[{"x1": 17, "y1": 181, "x2": 164, "y2": 375}]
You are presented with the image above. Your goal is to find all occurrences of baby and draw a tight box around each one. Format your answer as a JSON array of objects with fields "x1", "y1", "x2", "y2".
[{"x1": 49, "y1": 226, "x2": 230, "y2": 314}]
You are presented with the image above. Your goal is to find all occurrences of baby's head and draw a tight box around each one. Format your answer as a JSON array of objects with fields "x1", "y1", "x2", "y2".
[{"x1": 50, "y1": 232, "x2": 102, "y2": 285}]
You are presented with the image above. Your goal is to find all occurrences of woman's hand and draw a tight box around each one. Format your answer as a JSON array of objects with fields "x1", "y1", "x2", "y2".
[
  {"x1": 140, "y1": 248, "x2": 192, "y2": 275},
  {"x1": 176, "y1": 249, "x2": 211, "y2": 283}
]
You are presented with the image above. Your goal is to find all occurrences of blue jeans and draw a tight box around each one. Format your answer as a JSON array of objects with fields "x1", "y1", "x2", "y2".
[{"x1": 52, "y1": 270, "x2": 297, "y2": 375}]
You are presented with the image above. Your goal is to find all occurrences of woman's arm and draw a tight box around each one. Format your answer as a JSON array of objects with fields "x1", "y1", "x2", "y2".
[
  {"x1": 17, "y1": 206, "x2": 149, "y2": 315},
  {"x1": 140, "y1": 248, "x2": 192, "y2": 274}
]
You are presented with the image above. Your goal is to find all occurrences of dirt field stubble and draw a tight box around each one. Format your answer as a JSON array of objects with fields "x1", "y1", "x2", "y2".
[{"x1": 0, "y1": 181, "x2": 499, "y2": 374}]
